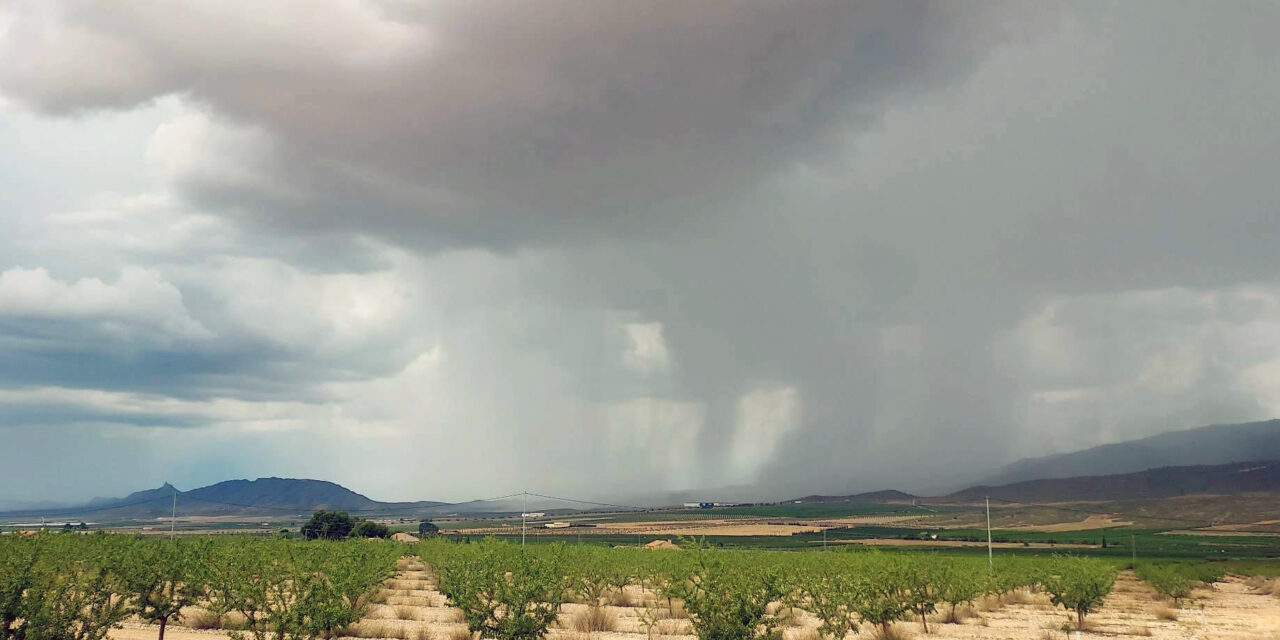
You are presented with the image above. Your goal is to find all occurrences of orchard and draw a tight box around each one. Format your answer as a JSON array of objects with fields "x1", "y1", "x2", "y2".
[{"x1": 0, "y1": 531, "x2": 1250, "y2": 640}]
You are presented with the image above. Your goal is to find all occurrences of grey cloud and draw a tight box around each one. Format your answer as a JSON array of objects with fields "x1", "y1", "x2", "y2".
[
  {"x1": 0, "y1": 1, "x2": 1043, "y2": 246},
  {"x1": 2, "y1": 2, "x2": 1280, "y2": 503}
]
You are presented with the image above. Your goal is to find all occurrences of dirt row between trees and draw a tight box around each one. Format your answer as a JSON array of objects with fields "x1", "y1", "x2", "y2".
[{"x1": 109, "y1": 559, "x2": 1280, "y2": 640}]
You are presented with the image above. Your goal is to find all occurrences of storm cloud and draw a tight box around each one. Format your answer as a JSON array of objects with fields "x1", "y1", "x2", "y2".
[{"x1": 1, "y1": 1, "x2": 1279, "y2": 504}]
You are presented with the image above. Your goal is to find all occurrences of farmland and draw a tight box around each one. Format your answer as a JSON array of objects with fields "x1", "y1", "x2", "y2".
[{"x1": 5, "y1": 531, "x2": 1280, "y2": 640}]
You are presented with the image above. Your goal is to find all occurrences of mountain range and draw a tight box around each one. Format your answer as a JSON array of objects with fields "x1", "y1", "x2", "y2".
[
  {"x1": 944, "y1": 460, "x2": 1280, "y2": 503},
  {"x1": 1, "y1": 478, "x2": 448, "y2": 520},
  {"x1": 5, "y1": 418, "x2": 1280, "y2": 520},
  {"x1": 979, "y1": 419, "x2": 1280, "y2": 486}
]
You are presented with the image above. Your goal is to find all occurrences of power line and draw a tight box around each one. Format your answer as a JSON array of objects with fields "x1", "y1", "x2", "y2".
[{"x1": 524, "y1": 491, "x2": 647, "y2": 512}]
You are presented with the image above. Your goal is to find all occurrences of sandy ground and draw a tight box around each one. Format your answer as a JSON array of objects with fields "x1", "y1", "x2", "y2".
[
  {"x1": 1200, "y1": 519, "x2": 1280, "y2": 533},
  {"x1": 110, "y1": 564, "x2": 1280, "y2": 640},
  {"x1": 1003, "y1": 515, "x2": 1132, "y2": 532}
]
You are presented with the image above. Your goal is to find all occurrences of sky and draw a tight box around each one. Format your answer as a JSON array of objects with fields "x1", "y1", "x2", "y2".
[{"x1": 1, "y1": 1, "x2": 1279, "y2": 506}]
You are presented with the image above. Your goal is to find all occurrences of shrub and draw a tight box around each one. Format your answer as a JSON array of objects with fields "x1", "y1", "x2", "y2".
[
  {"x1": 571, "y1": 606, "x2": 618, "y2": 633},
  {"x1": 185, "y1": 609, "x2": 224, "y2": 630},
  {"x1": 445, "y1": 625, "x2": 475, "y2": 640}
]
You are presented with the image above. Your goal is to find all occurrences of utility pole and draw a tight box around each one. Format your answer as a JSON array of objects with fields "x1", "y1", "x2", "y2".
[
  {"x1": 1131, "y1": 533, "x2": 1136, "y2": 567},
  {"x1": 823, "y1": 527, "x2": 827, "y2": 550},
  {"x1": 522, "y1": 491, "x2": 527, "y2": 548},
  {"x1": 986, "y1": 497, "x2": 993, "y2": 571},
  {"x1": 170, "y1": 490, "x2": 177, "y2": 539}
]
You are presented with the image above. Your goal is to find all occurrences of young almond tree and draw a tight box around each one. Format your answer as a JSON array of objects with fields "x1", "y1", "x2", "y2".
[
  {"x1": 0, "y1": 534, "x2": 40, "y2": 638},
  {"x1": 1136, "y1": 564, "x2": 1194, "y2": 607},
  {"x1": 123, "y1": 538, "x2": 211, "y2": 640},
  {"x1": 435, "y1": 541, "x2": 569, "y2": 640},
  {"x1": 852, "y1": 555, "x2": 911, "y2": 638},
  {"x1": 1040, "y1": 556, "x2": 1116, "y2": 630},
  {"x1": 936, "y1": 560, "x2": 984, "y2": 624},
  {"x1": 900, "y1": 557, "x2": 940, "y2": 634},
  {"x1": 668, "y1": 546, "x2": 784, "y2": 640},
  {"x1": 17, "y1": 534, "x2": 133, "y2": 640},
  {"x1": 799, "y1": 571, "x2": 863, "y2": 640}
]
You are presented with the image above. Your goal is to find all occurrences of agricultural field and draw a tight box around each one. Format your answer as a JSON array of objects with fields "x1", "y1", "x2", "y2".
[{"x1": 5, "y1": 533, "x2": 1280, "y2": 640}]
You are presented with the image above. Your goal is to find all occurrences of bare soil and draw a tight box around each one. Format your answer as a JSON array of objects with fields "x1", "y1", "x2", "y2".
[
  {"x1": 111, "y1": 568, "x2": 1280, "y2": 640},
  {"x1": 1003, "y1": 515, "x2": 1132, "y2": 532}
]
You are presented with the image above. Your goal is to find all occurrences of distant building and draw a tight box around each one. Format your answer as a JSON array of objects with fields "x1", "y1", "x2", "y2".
[
  {"x1": 521, "y1": 512, "x2": 545, "y2": 518},
  {"x1": 682, "y1": 502, "x2": 715, "y2": 509},
  {"x1": 544, "y1": 522, "x2": 570, "y2": 529}
]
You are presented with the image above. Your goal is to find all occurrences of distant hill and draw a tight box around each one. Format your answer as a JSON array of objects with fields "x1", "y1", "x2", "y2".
[
  {"x1": 793, "y1": 490, "x2": 917, "y2": 503},
  {"x1": 982, "y1": 419, "x2": 1280, "y2": 487},
  {"x1": 182, "y1": 478, "x2": 385, "y2": 512},
  {"x1": 0, "y1": 477, "x2": 448, "y2": 520},
  {"x1": 85, "y1": 482, "x2": 184, "y2": 511},
  {"x1": 947, "y1": 460, "x2": 1280, "y2": 503}
]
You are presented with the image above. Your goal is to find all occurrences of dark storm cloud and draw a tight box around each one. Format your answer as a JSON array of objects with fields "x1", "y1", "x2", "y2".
[
  {"x1": 2, "y1": 1, "x2": 1280, "y2": 502},
  {"x1": 0, "y1": 0, "x2": 1043, "y2": 246}
]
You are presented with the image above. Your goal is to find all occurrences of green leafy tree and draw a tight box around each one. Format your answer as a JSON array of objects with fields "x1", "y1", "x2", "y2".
[
  {"x1": 636, "y1": 599, "x2": 665, "y2": 640},
  {"x1": 319, "y1": 541, "x2": 400, "y2": 618},
  {"x1": 1040, "y1": 556, "x2": 1116, "y2": 630},
  {"x1": 1136, "y1": 563, "x2": 1202, "y2": 607},
  {"x1": 11, "y1": 534, "x2": 133, "y2": 640},
  {"x1": 206, "y1": 539, "x2": 395, "y2": 640},
  {"x1": 668, "y1": 546, "x2": 783, "y2": 640},
  {"x1": 798, "y1": 571, "x2": 862, "y2": 640},
  {"x1": 122, "y1": 538, "x2": 211, "y2": 640},
  {"x1": 936, "y1": 560, "x2": 984, "y2": 623},
  {"x1": 569, "y1": 552, "x2": 632, "y2": 609},
  {"x1": 899, "y1": 557, "x2": 940, "y2": 634},
  {"x1": 434, "y1": 540, "x2": 569, "y2": 640},
  {"x1": 350, "y1": 521, "x2": 390, "y2": 539},
  {"x1": 418, "y1": 520, "x2": 440, "y2": 537},
  {"x1": 0, "y1": 534, "x2": 42, "y2": 639},
  {"x1": 300, "y1": 511, "x2": 355, "y2": 541},
  {"x1": 851, "y1": 555, "x2": 911, "y2": 637}
]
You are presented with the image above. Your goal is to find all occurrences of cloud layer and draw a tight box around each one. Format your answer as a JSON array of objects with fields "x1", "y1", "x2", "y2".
[{"x1": 2, "y1": 1, "x2": 1279, "y2": 504}]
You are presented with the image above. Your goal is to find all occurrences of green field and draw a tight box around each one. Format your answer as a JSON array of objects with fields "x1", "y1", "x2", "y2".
[{"x1": 473, "y1": 523, "x2": 1280, "y2": 560}]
